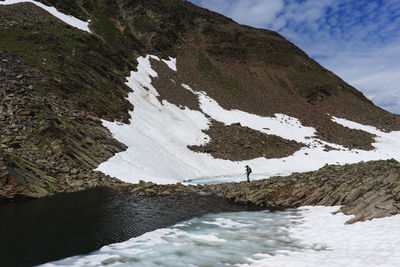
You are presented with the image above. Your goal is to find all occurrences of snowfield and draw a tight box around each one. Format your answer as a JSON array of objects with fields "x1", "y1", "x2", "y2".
[{"x1": 97, "y1": 55, "x2": 400, "y2": 184}]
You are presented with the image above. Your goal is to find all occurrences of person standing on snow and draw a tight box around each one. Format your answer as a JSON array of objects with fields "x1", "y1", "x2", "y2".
[{"x1": 245, "y1": 165, "x2": 252, "y2": 183}]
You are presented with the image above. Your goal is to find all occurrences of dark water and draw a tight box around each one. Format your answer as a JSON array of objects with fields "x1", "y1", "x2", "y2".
[{"x1": 0, "y1": 187, "x2": 261, "y2": 267}]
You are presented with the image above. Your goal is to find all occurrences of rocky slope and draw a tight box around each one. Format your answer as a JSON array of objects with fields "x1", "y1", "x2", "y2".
[
  {"x1": 1, "y1": 0, "x2": 400, "y2": 201},
  {"x1": 188, "y1": 120, "x2": 304, "y2": 160},
  {"x1": 0, "y1": 4, "x2": 128, "y2": 202}
]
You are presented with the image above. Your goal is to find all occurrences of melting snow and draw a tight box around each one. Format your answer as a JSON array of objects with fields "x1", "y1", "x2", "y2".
[
  {"x1": 0, "y1": 0, "x2": 91, "y2": 33},
  {"x1": 97, "y1": 55, "x2": 400, "y2": 184}
]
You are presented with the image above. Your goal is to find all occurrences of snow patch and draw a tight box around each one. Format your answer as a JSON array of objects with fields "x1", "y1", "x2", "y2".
[
  {"x1": 162, "y1": 57, "x2": 177, "y2": 71},
  {"x1": 182, "y1": 83, "x2": 316, "y2": 143},
  {"x1": 0, "y1": 0, "x2": 91, "y2": 33}
]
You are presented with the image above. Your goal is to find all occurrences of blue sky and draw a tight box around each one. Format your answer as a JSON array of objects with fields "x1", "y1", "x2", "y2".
[{"x1": 190, "y1": 0, "x2": 400, "y2": 114}]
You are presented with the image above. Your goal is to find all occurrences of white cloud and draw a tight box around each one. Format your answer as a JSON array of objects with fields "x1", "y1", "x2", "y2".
[
  {"x1": 372, "y1": 90, "x2": 400, "y2": 114},
  {"x1": 230, "y1": 0, "x2": 284, "y2": 27},
  {"x1": 198, "y1": 0, "x2": 284, "y2": 28}
]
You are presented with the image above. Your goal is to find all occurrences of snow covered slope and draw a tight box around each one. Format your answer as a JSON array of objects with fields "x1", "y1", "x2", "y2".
[{"x1": 96, "y1": 55, "x2": 400, "y2": 184}]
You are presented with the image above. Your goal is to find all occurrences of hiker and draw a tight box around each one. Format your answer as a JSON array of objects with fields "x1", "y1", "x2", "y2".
[{"x1": 245, "y1": 165, "x2": 252, "y2": 182}]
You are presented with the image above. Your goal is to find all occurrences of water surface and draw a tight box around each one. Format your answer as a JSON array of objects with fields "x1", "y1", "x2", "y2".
[
  {"x1": 183, "y1": 173, "x2": 271, "y2": 185},
  {"x1": 43, "y1": 209, "x2": 310, "y2": 266},
  {"x1": 0, "y1": 187, "x2": 260, "y2": 267}
]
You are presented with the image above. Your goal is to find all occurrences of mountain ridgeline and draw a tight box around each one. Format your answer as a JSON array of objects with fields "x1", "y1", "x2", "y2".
[{"x1": 1, "y1": 0, "x2": 400, "y2": 202}]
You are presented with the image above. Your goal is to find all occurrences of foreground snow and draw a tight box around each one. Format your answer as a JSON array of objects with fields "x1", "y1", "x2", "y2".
[
  {"x1": 42, "y1": 206, "x2": 400, "y2": 266},
  {"x1": 97, "y1": 55, "x2": 400, "y2": 184},
  {"x1": 0, "y1": 0, "x2": 91, "y2": 33},
  {"x1": 242, "y1": 207, "x2": 400, "y2": 267}
]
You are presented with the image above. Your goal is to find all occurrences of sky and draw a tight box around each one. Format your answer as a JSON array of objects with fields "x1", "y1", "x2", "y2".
[{"x1": 190, "y1": 0, "x2": 400, "y2": 114}]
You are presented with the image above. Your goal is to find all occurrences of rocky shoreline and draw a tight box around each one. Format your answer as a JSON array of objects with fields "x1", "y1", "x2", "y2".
[
  {"x1": 117, "y1": 159, "x2": 400, "y2": 224},
  {"x1": 0, "y1": 143, "x2": 400, "y2": 223},
  {"x1": 3, "y1": 157, "x2": 400, "y2": 224}
]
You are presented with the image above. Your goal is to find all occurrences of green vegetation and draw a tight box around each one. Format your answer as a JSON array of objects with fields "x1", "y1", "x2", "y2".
[
  {"x1": 160, "y1": 0, "x2": 179, "y2": 8},
  {"x1": 38, "y1": 0, "x2": 91, "y2": 20},
  {"x1": 135, "y1": 13, "x2": 158, "y2": 33},
  {"x1": 38, "y1": 0, "x2": 120, "y2": 20},
  {"x1": 0, "y1": 25, "x2": 133, "y2": 122},
  {"x1": 197, "y1": 52, "x2": 244, "y2": 96},
  {"x1": 275, "y1": 76, "x2": 295, "y2": 96},
  {"x1": 3, "y1": 152, "x2": 60, "y2": 197},
  {"x1": 197, "y1": 52, "x2": 219, "y2": 74},
  {"x1": 91, "y1": 15, "x2": 123, "y2": 46},
  {"x1": 32, "y1": 106, "x2": 117, "y2": 167},
  {"x1": 288, "y1": 69, "x2": 339, "y2": 101}
]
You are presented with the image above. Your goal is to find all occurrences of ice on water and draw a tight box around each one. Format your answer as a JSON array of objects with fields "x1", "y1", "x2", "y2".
[
  {"x1": 43, "y1": 207, "x2": 400, "y2": 267},
  {"x1": 183, "y1": 173, "x2": 270, "y2": 185}
]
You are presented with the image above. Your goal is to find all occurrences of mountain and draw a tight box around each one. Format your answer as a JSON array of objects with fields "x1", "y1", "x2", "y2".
[{"x1": 1, "y1": 0, "x2": 400, "y2": 202}]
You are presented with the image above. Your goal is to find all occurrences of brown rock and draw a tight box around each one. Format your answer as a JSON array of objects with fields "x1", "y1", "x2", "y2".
[
  {"x1": 1, "y1": 137, "x2": 12, "y2": 144},
  {"x1": 19, "y1": 110, "x2": 34, "y2": 116}
]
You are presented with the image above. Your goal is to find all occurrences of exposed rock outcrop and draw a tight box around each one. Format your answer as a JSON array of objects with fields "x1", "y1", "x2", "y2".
[
  {"x1": 188, "y1": 120, "x2": 305, "y2": 161},
  {"x1": 0, "y1": 42, "x2": 126, "y2": 202}
]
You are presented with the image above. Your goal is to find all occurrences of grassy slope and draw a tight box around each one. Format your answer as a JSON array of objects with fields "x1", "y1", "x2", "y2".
[{"x1": 0, "y1": 24, "x2": 133, "y2": 122}]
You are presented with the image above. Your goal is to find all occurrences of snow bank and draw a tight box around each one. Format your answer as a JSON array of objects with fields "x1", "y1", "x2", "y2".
[
  {"x1": 242, "y1": 206, "x2": 400, "y2": 267},
  {"x1": 0, "y1": 0, "x2": 91, "y2": 33},
  {"x1": 97, "y1": 55, "x2": 400, "y2": 184}
]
